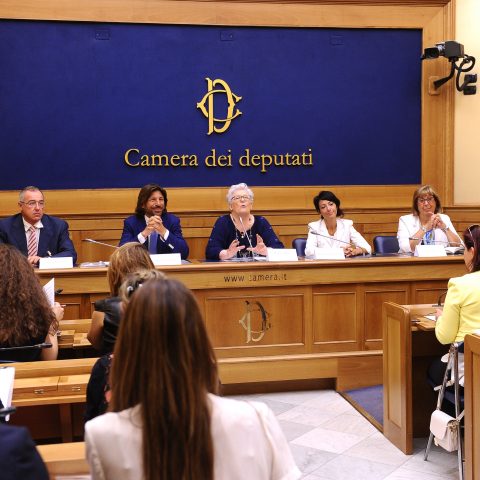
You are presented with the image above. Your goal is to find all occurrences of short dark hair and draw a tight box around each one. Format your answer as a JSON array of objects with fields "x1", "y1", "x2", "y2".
[
  {"x1": 313, "y1": 190, "x2": 344, "y2": 217},
  {"x1": 135, "y1": 184, "x2": 168, "y2": 216},
  {"x1": 464, "y1": 225, "x2": 480, "y2": 272},
  {"x1": 411, "y1": 185, "x2": 441, "y2": 215}
]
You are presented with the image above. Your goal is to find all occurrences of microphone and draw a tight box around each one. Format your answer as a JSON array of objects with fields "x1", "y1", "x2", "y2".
[
  {"x1": 408, "y1": 237, "x2": 463, "y2": 247},
  {"x1": 83, "y1": 238, "x2": 119, "y2": 249},
  {"x1": 239, "y1": 216, "x2": 259, "y2": 258},
  {"x1": 158, "y1": 236, "x2": 175, "y2": 251},
  {"x1": 308, "y1": 228, "x2": 354, "y2": 247},
  {"x1": 433, "y1": 290, "x2": 448, "y2": 307}
]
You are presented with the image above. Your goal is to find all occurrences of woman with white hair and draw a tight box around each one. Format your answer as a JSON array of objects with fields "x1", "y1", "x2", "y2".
[{"x1": 206, "y1": 183, "x2": 284, "y2": 260}]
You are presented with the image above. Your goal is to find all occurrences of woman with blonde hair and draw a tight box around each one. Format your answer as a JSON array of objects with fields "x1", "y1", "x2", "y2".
[
  {"x1": 85, "y1": 278, "x2": 300, "y2": 480},
  {"x1": 87, "y1": 242, "x2": 154, "y2": 353},
  {"x1": 0, "y1": 244, "x2": 62, "y2": 361}
]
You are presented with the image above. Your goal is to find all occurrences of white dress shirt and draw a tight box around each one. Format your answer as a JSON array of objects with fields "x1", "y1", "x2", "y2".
[
  {"x1": 305, "y1": 218, "x2": 371, "y2": 257},
  {"x1": 85, "y1": 394, "x2": 301, "y2": 480},
  {"x1": 397, "y1": 213, "x2": 460, "y2": 253}
]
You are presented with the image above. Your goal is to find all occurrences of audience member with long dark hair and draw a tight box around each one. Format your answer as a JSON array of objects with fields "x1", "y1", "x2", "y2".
[
  {"x1": 429, "y1": 225, "x2": 480, "y2": 387},
  {"x1": 85, "y1": 269, "x2": 166, "y2": 421},
  {"x1": 87, "y1": 242, "x2": 154, "y2": 353},
  {"x1": 85, "y1": 278, "x2": 300, "y2": 480},
  {"x1": 0, "y1": 243, "x2": 62, "y2": 361}
]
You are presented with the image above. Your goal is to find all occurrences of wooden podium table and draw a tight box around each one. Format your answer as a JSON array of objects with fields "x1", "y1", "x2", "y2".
[
  {"x1": 383, "y1": 302, "x2": 447, "y2": 454},
  {"x1": 38, "y1": 256, "x2": 463, "y2": 390}
]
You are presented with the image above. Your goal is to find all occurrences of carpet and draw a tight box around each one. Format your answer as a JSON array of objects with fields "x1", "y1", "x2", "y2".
[{"x1": 341, "y1": 384, "x2": 383, "y2": 432}]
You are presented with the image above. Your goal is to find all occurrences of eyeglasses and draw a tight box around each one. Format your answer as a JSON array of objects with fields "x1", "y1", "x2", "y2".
[
  {"x1": 232, "y1": 195, "x2": 251, "y2": 202},
  {"x1": 418, "y1": 196, "x2": 434, "y2": 204},
  {"x1": 20, "y1": 201, "x2": 45, "y2": 208}
]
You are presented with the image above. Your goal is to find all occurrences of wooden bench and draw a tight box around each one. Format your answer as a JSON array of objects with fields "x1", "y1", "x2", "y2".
[
  {"x1": 3, "y1": 358, "x2": 97, "y2": 441},
  {"x1": 58, "y1": 319, "x2": 92, "y2": 350},
  {"x1": 37, "y1": 441, "x2": 89, "y2": 478}
]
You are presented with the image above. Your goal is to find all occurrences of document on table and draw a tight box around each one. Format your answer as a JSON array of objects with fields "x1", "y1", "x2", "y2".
[
  {"x1": 0, "y1": 366, "x2": 15, "y2": 420},
  {"x1": 43, "y1": 278, "x2": 55, "y2": 306}
]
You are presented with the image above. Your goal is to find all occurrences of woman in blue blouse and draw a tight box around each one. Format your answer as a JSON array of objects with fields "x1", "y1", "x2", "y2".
[{"x1": 206, "y1": 183, "x2": 284, "y2": 260}]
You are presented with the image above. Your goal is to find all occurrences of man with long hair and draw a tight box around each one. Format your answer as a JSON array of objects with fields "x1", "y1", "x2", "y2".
[{"x1": 118, "y1": 183, "x2": 189, "y2": 259}]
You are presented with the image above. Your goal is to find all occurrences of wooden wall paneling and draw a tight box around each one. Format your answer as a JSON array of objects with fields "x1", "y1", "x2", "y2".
[
  {"x1": 312, "y1": 285, "x2": 360, "y2": 352},
  {"x1": 411, "y1": 280, "x2": 451, "y2": 305},
  {"x1": 204, "y1": 288, "x2": 307, "y2": 357},
  {"x1": 382, "y1": 301, "x2": 412, "y2": 454},
  {"x1": 363, "y1": 283, "x2": 409, "y2": 350}
]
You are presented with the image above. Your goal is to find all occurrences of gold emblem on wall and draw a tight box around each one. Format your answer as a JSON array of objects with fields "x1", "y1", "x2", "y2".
[
  {"x1": 197, "y1": 77, "x2": 242, "y2": 135},
  {"x1": 238, "y1": 300, "x2": 272, "y2": 343}
]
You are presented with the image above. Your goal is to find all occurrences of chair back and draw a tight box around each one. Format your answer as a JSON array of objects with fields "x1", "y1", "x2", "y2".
[
  {"x1": 373, "y1": 235, "x2": 399, "y2": 254},
  {"x1": 292, "y1": 238, "x2": 307, "y2": 257},
  {"x1": 0, "y1": 342, "x2": 52, "y2": 363}
]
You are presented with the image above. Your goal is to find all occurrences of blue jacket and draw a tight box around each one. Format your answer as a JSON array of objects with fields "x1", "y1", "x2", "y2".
[
  {"x1": 0, "y1": 213, "x2": 77, "y2": 263},
  {"x1": 119, "y1": 213, "x2": 189, "y2": 259},
  {"x1": 0, "y1": 423, "x2": 49, "y2": 480}
]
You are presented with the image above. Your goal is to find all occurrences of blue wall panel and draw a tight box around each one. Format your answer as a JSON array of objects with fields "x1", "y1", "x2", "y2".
[{"x1": 0, "y1": 21, "x2": 422, "y2": 189}]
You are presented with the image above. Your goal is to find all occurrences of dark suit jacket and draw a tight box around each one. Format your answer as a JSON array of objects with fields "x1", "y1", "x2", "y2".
[
  {"x1": 0, "y1": 213, "x2": 77, "y2": 264},
  {"x1": 119, "y1": 213, "x2": 189, "y2": 259},
  {"x1": 0, "y1": 423, "x2": 49, "y2": 480}
]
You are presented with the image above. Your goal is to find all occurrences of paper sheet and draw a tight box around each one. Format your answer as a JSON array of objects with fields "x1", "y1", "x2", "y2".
[{"x1": 43, "y1": 278, "x2": 55, "y2": 306}]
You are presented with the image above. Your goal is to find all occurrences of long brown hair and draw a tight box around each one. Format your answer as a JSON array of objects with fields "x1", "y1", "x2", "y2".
[
  {"x1": 0, "y1": 244, "x2": 57, "y2": 344},
  {"x1": 134, "y1": 183, "x2": 168, "y2": 216},
  {"x1": 107, "y1": 243, "x2": 154, "y2": 296},
  {"x1": 110, "y1": 278, "x2": 219, "y2": 480}
]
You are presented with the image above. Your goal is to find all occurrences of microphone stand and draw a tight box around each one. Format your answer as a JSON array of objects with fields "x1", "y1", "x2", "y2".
[
  {"x1": 309, "y1": 228, "x2": 358, "y2": 250},
  {"x1": 83, "y1": 238, "x2": 119, "y2": 249}
]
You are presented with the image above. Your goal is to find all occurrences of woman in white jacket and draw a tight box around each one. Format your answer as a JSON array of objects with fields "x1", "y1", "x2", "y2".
[
  {"x1": 305, "y1": 190, "x2": 371, "y2": 257},
  {"x1": 397, "y1": 185, "x2": 462, "y2": 253}
]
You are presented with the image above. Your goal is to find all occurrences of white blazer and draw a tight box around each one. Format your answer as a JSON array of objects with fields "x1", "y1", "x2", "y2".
[
  {"x1": 397, "y1": 213, "x2": 461, "y2": 253},
  {"x1": 85, "y1": 394, "x2": 301, "y2": 480},
  {"x1": 305, "y1": 218, "x2": 371, "y2": 257}
]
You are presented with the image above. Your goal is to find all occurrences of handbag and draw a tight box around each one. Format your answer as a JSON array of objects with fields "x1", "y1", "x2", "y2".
[{"x1": 429, "y1": 409, "x2": 464, "y2": 452}]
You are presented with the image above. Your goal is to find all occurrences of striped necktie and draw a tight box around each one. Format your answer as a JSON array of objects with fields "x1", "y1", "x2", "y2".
[
  {"x1": 148, "y1": 231, "x2": 158, "y2": 254},
  {"x1": 27, "y1": 225, "x2": 38, "y2": 257}
]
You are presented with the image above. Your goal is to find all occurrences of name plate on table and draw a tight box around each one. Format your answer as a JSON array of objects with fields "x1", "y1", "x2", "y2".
[
  {"x1": 39, "y1": 257, "x2": 74, "y2": 269},
  {"x1": 414, "y1": 245, "x2": 447, "y2": 257},
  {"x1": 313, "y1": 247, "x2": 345, "y2": 260},
  {"x1": 266, "y1": 248, "x2": 298, "y2": 262},
  {"x1": 150, "y1": 253, "x2": 182, "y2": 266}
]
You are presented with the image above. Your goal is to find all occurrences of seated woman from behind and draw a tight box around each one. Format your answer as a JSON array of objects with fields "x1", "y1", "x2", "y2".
[
  {"x1": 0, "y1": 244, "x2": 63, "y2": 361},
  {"x1": 305, "y1": 190, "x2": 371, "y2": 257},
  {"x1": 84, "y1": 269, "x2": 166, "y2": 421},
  {"x1": 85, "y1": 277, "x2": 301, "y2": 480},
  {"x1": 206, "y1": 182, "x2": 284, "y2": 260},
  {"x1": 397, "y1": 184, "x2": 462, "y2": 253},
  {"x1": 87, "y1": 242, "x2": 154, "y2": 354}
]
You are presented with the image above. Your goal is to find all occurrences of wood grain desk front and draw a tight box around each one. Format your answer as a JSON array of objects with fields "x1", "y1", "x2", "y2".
[
  {"x1": 383, "y1": 302, "x2": 447, "y2": 454},
  {"x1": 39, "y1": 256, "x2": 464, "y2": 390},
  {"x1": 465, "y1": 333, "x2": 480, "y2": 480}
]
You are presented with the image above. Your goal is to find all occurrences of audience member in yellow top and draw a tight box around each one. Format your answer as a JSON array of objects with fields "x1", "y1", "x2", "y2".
[{"x1": 435, "y1": 225, "x2": 480, "y2": 344}]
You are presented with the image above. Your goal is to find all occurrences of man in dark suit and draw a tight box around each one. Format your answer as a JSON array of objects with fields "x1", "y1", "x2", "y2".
[
  {"x1": 119, "y1": 183, "x2": 189, "y2": 259},
  {"x1": 0, "y1": 186, "x2": 77, "y2": 265},
  {"x1": 0, "y1": 422, "x2": 49, "y2": 480}
]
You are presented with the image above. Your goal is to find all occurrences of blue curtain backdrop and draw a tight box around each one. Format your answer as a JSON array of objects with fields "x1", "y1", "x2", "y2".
[{"x1": 0, "y1": 21, "x2": 422, "y2": 189}]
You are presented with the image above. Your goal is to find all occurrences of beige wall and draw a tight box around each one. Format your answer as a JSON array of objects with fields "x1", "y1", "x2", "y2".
[{"x1": 455, "y1": 0, "x2": 480, "y2": 205}]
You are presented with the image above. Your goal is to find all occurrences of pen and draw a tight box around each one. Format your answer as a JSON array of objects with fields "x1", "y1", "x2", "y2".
[{"x1": 47, "y1": 251, "x2": 52, "y2": 257}]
